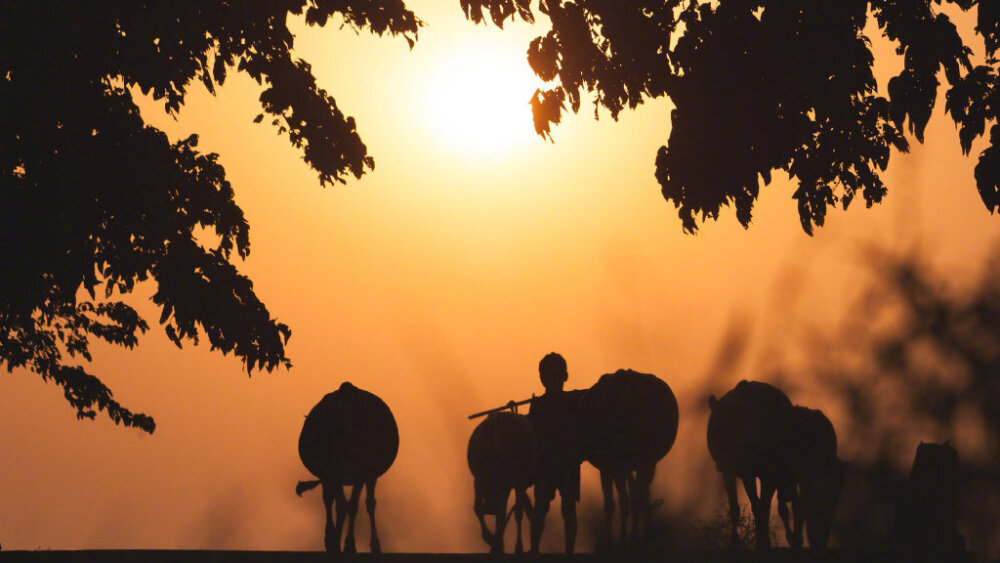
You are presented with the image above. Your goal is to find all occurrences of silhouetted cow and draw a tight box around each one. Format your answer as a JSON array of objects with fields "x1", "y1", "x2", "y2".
[
  {"x1": 296, "y1": 382, "x2": 398, "y2": 553},
  {"x1": 580, "y1": 369, "x2": 679, "y2": 544},
  {"x1": 778, "y1": 405, "x2": 844, "y2": 548},
  {"x1": 467, "y1": 411, "x2": 536, "y2": 553},
  {"x1": 707, "y1": 380, "x2": 794, "y2": 549}
]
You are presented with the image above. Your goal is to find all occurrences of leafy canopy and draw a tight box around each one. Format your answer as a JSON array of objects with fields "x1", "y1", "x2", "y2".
[
  {"x1": 1, "y1": 1, "x2": 420, "y2": 432},
  {"x1": 461, "y1": 0, "x2": 1000, "y2": 233}
]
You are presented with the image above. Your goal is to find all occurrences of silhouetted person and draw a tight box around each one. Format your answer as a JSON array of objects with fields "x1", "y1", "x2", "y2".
[
  {"x1": 296, "y1": 382, "x2": 398, "y2": 553},
  {"x1": 579, "y1": 368, "x2": 679, "y2": 545},
  {"x1": 779, "y1": 406, "x2": 844, "y2": 548},
  {"x1": 528, "y1": 352, "x2": 586, "y2": 553},
  {"x1": 896, "y1": 442, "x2": 964, "y2": 552},
  {"x1": 467, "y1": 411, "x2": 536, "y2": 554},
  {"x1": 707, "y1": 380, "x2": 793, "y2": 549}
]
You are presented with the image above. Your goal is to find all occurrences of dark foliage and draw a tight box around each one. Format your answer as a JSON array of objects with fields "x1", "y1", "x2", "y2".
[
  {"x1": 787, "y1": 246, "x2": 1000, "y2": 555},
  {"x1": 1, "y1": 1, "x2": 420, "y2": 432},
  {"x1": 461, "y1": 0, "x2": 1000, "y2": 233}
]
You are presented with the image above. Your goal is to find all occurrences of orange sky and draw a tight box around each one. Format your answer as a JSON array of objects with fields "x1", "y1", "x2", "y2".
[{"x1": 1, "y1": 1, "x2": 998, "y2": 552}]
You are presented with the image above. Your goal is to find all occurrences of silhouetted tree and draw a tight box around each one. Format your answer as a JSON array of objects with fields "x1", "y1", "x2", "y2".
[
  {"x1": 783, "y1": 245, "x2": 1000, "y2": 555},
  {"x1": 1, "y1": 2, "x2": 420, "y2": 432},
  {"x1": 461, "y1": 0, "x2": 1000, "y2": 233}
]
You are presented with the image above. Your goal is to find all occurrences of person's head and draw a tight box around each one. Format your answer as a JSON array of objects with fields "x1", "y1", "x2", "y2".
[{"x1": 538, "y1": 352, "x2": 568, "y2": 391}]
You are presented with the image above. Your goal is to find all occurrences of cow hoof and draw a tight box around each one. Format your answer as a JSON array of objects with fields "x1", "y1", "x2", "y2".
[
  {"x1": 344, "y1": 538, "x2": 357, "y2": 554},
  {"x1": 370, "y1": 538, "x2": 381, "y2": 553}
]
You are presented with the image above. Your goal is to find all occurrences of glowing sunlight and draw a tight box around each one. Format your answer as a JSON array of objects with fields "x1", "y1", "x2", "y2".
[{"x1": 422, "y1": 42, "x2": 542, "y2": 157}]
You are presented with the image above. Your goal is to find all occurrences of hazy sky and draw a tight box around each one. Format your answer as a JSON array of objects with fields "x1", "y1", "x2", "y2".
[{"x1": 1, "y1": 1, "x2": 997, "y2": 552}]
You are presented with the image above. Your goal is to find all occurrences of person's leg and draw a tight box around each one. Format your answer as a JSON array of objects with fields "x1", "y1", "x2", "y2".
[
  {"x1": 531, "y1": 480, "x2": 555, "y2": 553},
  {"x1": 560, "y1": 465, "x2": 581, "y2": 553},
  {"x1": 560, "y1": 494, "x2": 577, "y2": 554}
]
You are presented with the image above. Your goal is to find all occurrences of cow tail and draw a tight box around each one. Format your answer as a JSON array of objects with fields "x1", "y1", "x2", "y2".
[{"x1": 296, "y1": 480, "x2": 322, "y2": 496}]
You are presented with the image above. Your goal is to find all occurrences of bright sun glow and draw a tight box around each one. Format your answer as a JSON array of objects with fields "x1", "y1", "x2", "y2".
[{"x1": 423, "y1": 42, "x2": 543, "y2": 157}]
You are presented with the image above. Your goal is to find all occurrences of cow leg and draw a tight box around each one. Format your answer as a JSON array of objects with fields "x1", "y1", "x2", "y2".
[
  {"x1": 761, "y1": 480, "x2": 777, "y2": 549},
  {"x1": 723, "y1": 473, "x2": 740, "y2": 548},
  {"x1": 777, "y1": 484, "x2": 802, "y2": 548},
  {"x1": 473, "y1": 478, "x2": 495, "y2": 549},
  {"x1": 343, "y1": 483, "x2": 362, "y2": 553},
  {"x1": 334, "y1": 485, "x2": 349, "y2": 548},
  {"x1": 513, "y1": 487, "x2": 529, "y2": 554},
  {"x1": 366, "y1": 478, "x2": 382, "y2": 553},
  {"x1": 491, "y1": 487, "x2": 510, "y2": 554},
  {"x1": 777, "y1": 490, "x2": 792, "y2": 546},
  {"x1": 321, "y1": 483, "x2": 337, "y2": 553},
  {"x1": 743, "y1": 477, "x2": 772, "y2": 549},
  {"x1": 793, "y1": 492, "x2": 806, "y2": 548},
  {"x1": 625, "y1": 471, "x2": 639, "y2": 542},
  {"x1": 321, "y1": 483, "x2": 343, "y2": 553},
  {"x1": 600, "y1": 471, "x2": 615, "y2": 542},
  {"x1": 615, "y1": 473, "x2": 630, "y2": 543},
  {"x1": 631, "y1": 463, "x2": 655, "y2": 541},
  {"x1": 474, "y1": 496, "x2": 494, "y2": 548},
  {"x1": 747, "y1": 478, "x2": 774, "y2": 550}
]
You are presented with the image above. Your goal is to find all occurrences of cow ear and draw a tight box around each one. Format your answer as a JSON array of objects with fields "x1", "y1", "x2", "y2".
[{"x1": 708, "y1": 395, "x2": 718, "y2": 410}]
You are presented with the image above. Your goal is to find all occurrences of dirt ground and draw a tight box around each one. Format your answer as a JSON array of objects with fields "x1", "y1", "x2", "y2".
[{"x1": 0, "y1": 550, "x2": 977, "y2": 563}]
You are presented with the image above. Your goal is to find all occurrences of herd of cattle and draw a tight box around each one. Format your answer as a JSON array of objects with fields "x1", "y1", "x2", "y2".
[{"x1": 290, "y1": 376, "x2": 961, "y2": 554}]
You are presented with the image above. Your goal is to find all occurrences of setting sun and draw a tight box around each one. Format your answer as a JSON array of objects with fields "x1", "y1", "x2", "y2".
[{"x1": 422, "y1": 40, "x2": 542, "y2": 156}]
